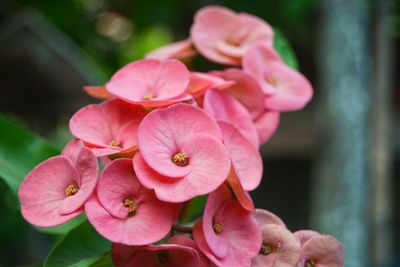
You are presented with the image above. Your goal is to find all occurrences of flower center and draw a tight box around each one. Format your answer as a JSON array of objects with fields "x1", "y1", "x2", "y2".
[
  {"x1": 108, "y1": 140, "x2": 121, "y2": 147},
  {"x1": 154, "y1": 250, "x2": 169, "y2": 266},
  {"x1": 123, "y1": 198, "x2": 138, "y2": 217},
  {"x1": 144, "y1": 94, "x2": 153, "y2": 100},
  {"x1": 306, "y1": 259, "x2": 315, "y2": 267},
  {"x1": 212, "y1": 222, "x2": 224, "y2": 234},
  {"x1": 65, "y1": 184, "x2": 79, "y2": 197},
  {"x1": 171, "y1": 152, "x2": 189, "y2": 167},
  {"x1": 260, "y1": 244, "x2": 273, "y2": 255}
]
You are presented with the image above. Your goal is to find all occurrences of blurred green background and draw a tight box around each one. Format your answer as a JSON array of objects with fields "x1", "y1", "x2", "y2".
[{"x1": 0, "y1": 0, "x2": 399, "y2": 266}]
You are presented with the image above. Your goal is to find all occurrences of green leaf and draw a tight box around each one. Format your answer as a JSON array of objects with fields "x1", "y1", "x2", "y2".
[
  {"x1": 274, "y1": 29, "x2": 299, "y2": 70},
  {"x1": 44, "y1": 221, "x2": 111, "y2": 267},
  {"x1": 180, "y1": 195, "x2": 207, "y2": 224},
  {"x1": 0, "y1": 113, "x2": 59, "y2": 195},
  {"x1": 35, "y1": 214, "x2": 87, "y2": 235}
]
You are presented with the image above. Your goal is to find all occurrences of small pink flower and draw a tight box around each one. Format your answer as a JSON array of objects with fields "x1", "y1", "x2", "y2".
[
  {"x1": 18, "y1": 140, "x2": 98, "y2": 227},
  {"x1": 145, "y1": 39, "x2": 197, "y2": 61},
  {"x1": 193, "y1": 185, "x2": 262, "y2": 267},
  {"x1": 191, "y1": 6, "x2": 273, "y2": 66},
  {"x1": 106, "y1": 59, "x2": 192, "y2": 107},
  {"x1": 69, "y1": 99, "x2": 147, "y2": 157},
  {"x1": 203, "y1": 89, "x2": 259, "y2": 148},
  {"x1": 187, "y1": 72, "x2": 235, "y2": 98},
  {"x1": 133, "y1": 104, "x2": 231, "y2": 202},
  {"x1": 294, "y1": 231, "x2": 344, "y2": 267},
  {"x1": 252, "y1": 209, "x2": 302, "y2": 267},
  {"x1": 243, "y1": 44, "x2": 313, "y2": 112},
  {"x1": 85, "y1": 159, "x2": 173, "y2": 245},
  {"x1": 219, "y1": 121, "x2": 262, "y2": 191}
]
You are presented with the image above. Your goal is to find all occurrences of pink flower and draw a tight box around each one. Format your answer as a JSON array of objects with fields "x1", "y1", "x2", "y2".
[
  {"x1": 69, "y1": 99, "x2": 147, "y2": 157},
  {"x1": 145, "y1": 39, "x2": 197, "y2": 61},
  {"x1": 133, "y1": 103, "x2": 231, "y2": 202},
  {"x1": 106, "y1": 59, "x2": 192, "y2": 107},
  {"x1": 243, "y1": 44, "x2": 313, "y2": 112},
  {"x1": 191, "y1": 6, "x2": 273, "y2": 66},
  {"x1": 18, "y1": 140, "x2": 98, "y2": 227},
  {"x1": 294, "y1": 231, "x2": 344, "y2": 267},
  {"x1": 187, "y1": 72, "x2": 234, "y2": 98},
  {"x1": 219, "y1": 121, "x2": 262, "y2": 191},
  {"x1": 203, "y1": 89, "x2": 259, "y2": 148},
  {"x1": 112, "y1": 235, "x2": 211, "y2": 267},
  {"x1": 193, "y1": 185, "x2": 262, "y2": 267},
  {"x1": 85, "y1": 158, "x2": 173, "y2": 245},
  {"x1": 212, "y1": 69, "x2": 280, "y2": 145},
  {"x1": 252, "y1": 209, "x2": 302, "y2": 267}
]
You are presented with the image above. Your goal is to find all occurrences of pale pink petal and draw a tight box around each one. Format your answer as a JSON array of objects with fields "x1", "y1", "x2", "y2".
[
  {"x1": 242, "y1": 44, "x2": 282, "y2": 95},
  {"x1": 263, "y1": 61, "x2": 313, "y2": 112},
  {"x1": 255, "y1": 209, "x2": 286, "y2": 228},
  {"x1": 219, "y1": 122, "x2": 262, "y2": 190},
  {"x1": 137, "y1": 103, "x2": 221, "y2": 178},
  {"x1": 191, "y1": 6, "x2": 273, "y2": 66},
  {"x1": 134, "y1": 133, "x2": 230, "y2": 202},
  {"x1": 85, "y1": 193, "x2": 173, "y2": 246},
  {"x1": 204, "y1": 89, "x2": 259, "y2": 147},
  {"x1": 301, "y1": 235, "x2": 344, "y2": 267},
  {"x1": 145, "y1": 39, "x2": 197, "y2": 61},
  {"x1": 252, "y1": 224, "x2": 302, "y2": 267},
  {"x1": 294, "y1": 230, "x2": 320, "y2": 245},
  {"x1": 254, "y1": 110, "x2": 280, "y2": 144},
  {"x1": 187, "y1": 72, "x2": 235, "y2": 98},
  {"x1": 106, "y1": 59, "x2": 190, "y2": 104},
  {"x1": 212, "y1": 69, "x2": 265, "y2": 120},
  {"x1": 19, "y1": 156, "x2": 83, "y2": 227}
]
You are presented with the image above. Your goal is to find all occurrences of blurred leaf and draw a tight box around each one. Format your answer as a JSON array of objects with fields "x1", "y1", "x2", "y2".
[
  {"x1": 180, "y1": 195, "x2": 207, "y2": 224},
  {"x1": 274, "y1": 29, "x2": 299, "y2": 70},
  {"x1": 91, "y1": 253, "x2": 113, "y2": 267},
  {"x1": 0, "y1": 113, "x2": 58, "y2": 195},
  {"x1": 44, "y1": 221, "x2": 111, "y2": 267}
]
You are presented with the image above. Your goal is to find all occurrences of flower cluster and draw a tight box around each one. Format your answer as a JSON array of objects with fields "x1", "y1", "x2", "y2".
[{"x1": 18, "y1": 6, "x2": 343, "y2": 267}]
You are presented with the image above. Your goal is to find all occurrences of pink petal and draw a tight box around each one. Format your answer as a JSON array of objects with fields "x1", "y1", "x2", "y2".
[
  {"x1": 137, "y1": 103, "x2": 221, "y2": 178},
  {"x1": 19, "y1": 156, "x2": 83, "y2": 227},
  {"x1": 219, "y1": 122, "x2": 262, "y2": 190},
  {"x1": 106, "y1": 59, "x2": 190, "y2": 104},
  {"x1": 97, "y1": 159, "x2": 143, "y2": 219},
  {"x1": 60, "y1": 140, "x2": 99, "y2": 214},
  {"x1": 253, "y1": 110, "x2": 280, "y2": 144},
  {"x1": 69, "y1": 99, "x2": 146, "y2": 155},
  {"x1": 168, "y1": 236, "x2": 212, "y2": 267},
  {"x1": 263, "y1": 61, "x2": 314, "y2": 112},
  {"x1": 85, "y1": 192, "x2": 173, "y2": 245},
  {"x1": 252, "y1": 224, "x2": 301, "y2": 267},
  {"x1": 294, "y1": 230, "x2": 320, "y2": 245},
  {"x1": 301, "y1": 235, "x2": 344, "y2": 267},
  {"x1": 187, "y1": 72, "x2": 235, "y2": 98},
  {"x1": 83, "y1": 85, "x2": 112, "y2": 100},
  {"x1": 134, "y1": 133, "x2": 230, "y2": 202},
  {"x1": 204, "y1": 89, "x2": 259, "y2": 147},
  {"x1": 255, "y1": 209, "x2": 286, "y2": 228},
  {"x1": 145, "y1": 39, "x2": 197, "y2": 61},
  {"x1": 213, "y1": 69, "x2": 265, "y2": 120},
  {"x1": 226, "y1": 167, "x2": 255, "y2": 212}
]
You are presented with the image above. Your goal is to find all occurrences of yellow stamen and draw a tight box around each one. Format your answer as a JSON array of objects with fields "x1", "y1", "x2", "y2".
[
  {"x1": 108, "y1": 140, "x2": 121, "y2": 147},
  {"x1": 65, "y1": 184, "x2": 79, "y2": 197},
  {"x1": 123, "y1": 198, "x2": 137, "y2": 217},
  {"x1": 144, "y1": 94, "x2": 153, "y2": 100},
  {"x1": 213, "y1": 222, "x2": 224, "y2": 234},
  {"x1": 171, "y1": 152, "x2": 189, "y2": 167},
  {"x1": 306, "y1": 260, "x2": 315, "y2": 267},
  {"x1": 260, "y1": 244, "x2": 273, "y2": 255},
  {"x1": 154, "y1": 250, "x2": 169, "y2": 266}
]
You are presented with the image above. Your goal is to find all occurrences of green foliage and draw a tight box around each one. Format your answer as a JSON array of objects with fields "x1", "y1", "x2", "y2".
[
  {"x1": 180, "y1": 195, "x2": 207, "y2": 224},
  {"x1": 274, "y1": 29, "x2": 299, "y2": 70},
  {"x1": 44, "y1": 221, "x2": 111, "y2": 267}
]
